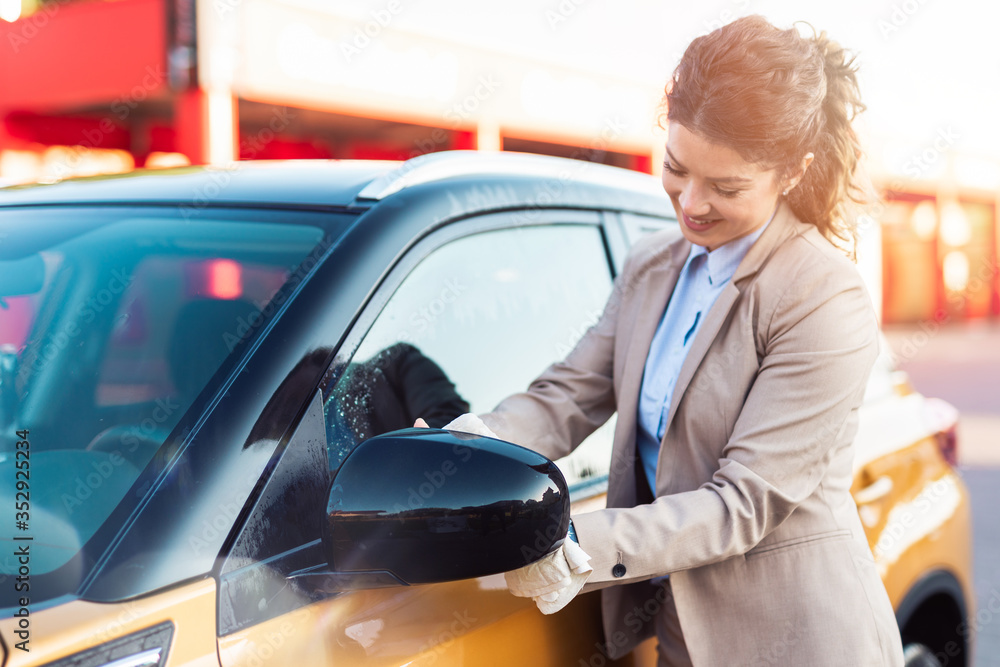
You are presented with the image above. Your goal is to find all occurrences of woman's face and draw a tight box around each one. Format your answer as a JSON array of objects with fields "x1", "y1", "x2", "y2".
[{"x1": 661, "y1": 123, "x2": 787, "y2": 252}]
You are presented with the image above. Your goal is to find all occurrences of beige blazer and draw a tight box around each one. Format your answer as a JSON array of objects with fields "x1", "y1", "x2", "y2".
[{"x1": 480, "y1": 203, "x2": 904, "y2": 665}]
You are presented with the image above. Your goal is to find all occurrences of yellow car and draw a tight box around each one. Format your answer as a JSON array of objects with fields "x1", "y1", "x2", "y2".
[{"x1": 0, "y1": 152, "x2": 973, "y2": 666}]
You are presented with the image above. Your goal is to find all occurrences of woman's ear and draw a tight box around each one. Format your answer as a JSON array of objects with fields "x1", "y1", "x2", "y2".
[{"x1": 783, "y1": 152, "x2": 815, "y2": 194}]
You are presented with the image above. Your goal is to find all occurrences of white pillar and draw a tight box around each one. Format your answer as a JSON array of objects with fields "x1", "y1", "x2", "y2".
[{"x1": 476, "y1": 118, "x2": 502, "y2": 152}]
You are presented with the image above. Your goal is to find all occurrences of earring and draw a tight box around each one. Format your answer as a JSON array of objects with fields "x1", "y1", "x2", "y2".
[{"x1": 782, "y1": 189, "x2": 789, "y2": 196}]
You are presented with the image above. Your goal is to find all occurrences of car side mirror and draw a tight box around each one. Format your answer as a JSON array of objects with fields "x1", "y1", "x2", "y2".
[{"x1": 319, "y1": 427, "x2": 569, "y2": 587}]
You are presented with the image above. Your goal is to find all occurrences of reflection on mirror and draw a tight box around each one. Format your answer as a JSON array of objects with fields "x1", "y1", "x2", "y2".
[{"x1": 326, "y1": 342, "x2": 470, "y2": 470}]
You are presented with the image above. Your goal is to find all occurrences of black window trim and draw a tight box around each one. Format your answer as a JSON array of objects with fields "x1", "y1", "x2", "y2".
[
  {"x1": 317, "y1": 208, "x2": 623, "y2": 501},
  {"x1": 319, "y1": 208, "x2": 609, "y2": 401}
]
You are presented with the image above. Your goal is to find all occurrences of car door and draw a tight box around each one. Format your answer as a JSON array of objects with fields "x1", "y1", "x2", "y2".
[{"x1": 215, "y1": 209, "x2": 630, "y2": 666}]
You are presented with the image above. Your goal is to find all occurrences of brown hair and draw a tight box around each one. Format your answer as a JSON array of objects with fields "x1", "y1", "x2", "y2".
[{"x1": 662, "y1": 15, "x2": 870, "y2": 253}]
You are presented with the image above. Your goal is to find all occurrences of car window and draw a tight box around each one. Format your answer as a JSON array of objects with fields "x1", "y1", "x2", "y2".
[
  {"x1": 0, "y1": 208, "x2": 330, "y2": 579},
  {"x1": 324, "y1": 222, "x2": 617, "y2": 492},
  {"x1": 95, "y1": 256, "x2": 291, "y2": 408},
  {"x1": 619, "y1": 211, "x2": 677, "y2": 248}
]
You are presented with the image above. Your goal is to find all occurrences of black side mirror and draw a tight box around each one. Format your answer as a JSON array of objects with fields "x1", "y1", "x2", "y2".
[{"x1": 322, "y1": 427, "x2": 568, "y2": 586}]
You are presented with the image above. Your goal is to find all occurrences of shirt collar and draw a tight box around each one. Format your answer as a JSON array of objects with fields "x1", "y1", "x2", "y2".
[{"x1": 689, "y1": 206, "x2": 776, "y2": 286}]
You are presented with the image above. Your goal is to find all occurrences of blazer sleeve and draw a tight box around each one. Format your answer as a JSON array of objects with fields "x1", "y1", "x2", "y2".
[
  {"x1": 475, "y1": 240, "x2": 644, "y2": 462},
  {"x1": 572, "y1": 244, "x2": 880, "y2": 586}
]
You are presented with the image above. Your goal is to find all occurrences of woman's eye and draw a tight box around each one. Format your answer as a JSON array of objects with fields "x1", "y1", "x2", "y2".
[
  {"x1": 663, "y1": 161, "x2": 741, "y2": 198},
  {"x1": 662, "y1": 162, "x2": 685, "y2": 177}
]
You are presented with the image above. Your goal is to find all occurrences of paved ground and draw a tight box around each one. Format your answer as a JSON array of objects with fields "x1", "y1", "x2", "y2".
[
  {"x1": 960, "y1": 469, "x2": 1000, "y2": 666},
  {"x1": 883, "y1": 322, "x2": 1000, "y2": 666}
]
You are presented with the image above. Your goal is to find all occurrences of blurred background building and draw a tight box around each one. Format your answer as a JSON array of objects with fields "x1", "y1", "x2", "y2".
[{"x1": 1, "y1": 0, "x2": 998, "y2": 326}]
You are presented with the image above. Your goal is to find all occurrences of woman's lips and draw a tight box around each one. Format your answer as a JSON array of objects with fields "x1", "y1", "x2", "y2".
[{"x1": 682, "y1": 212, "x2": 722, "y2": 231}]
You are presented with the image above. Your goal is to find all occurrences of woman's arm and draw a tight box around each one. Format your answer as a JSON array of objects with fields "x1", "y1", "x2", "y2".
[{"x1": 573, "y1": 242, "x2": 879, "y2": 585}]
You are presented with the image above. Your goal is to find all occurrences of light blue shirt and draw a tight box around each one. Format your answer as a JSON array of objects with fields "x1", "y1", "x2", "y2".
[{"x1": 636, "y1": 219, "x2": 771, "y2": 496}]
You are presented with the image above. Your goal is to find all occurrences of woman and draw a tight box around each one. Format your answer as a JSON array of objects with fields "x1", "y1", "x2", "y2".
[{"x1": 420, "y1": 15, "x2": 903, "y2": 665}]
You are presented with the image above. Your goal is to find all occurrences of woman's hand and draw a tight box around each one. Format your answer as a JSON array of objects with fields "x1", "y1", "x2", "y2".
[
  {"x1": 505, "y1": 538, "x2": 593, "y2": 614},
  {"x1": 414, "y1": 414, "x2": 500, "y2": 439}
]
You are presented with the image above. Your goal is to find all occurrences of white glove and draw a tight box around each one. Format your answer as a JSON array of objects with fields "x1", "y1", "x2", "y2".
[
  {"x1": 445, "y1": 413, "x2": 592, "y2": 612},
  {"x1": 442, "y1": 413, "x2": 500, "y2": 439},
  {"x1": 505, "y1": 538, "x2": 593, "y2": 614}
]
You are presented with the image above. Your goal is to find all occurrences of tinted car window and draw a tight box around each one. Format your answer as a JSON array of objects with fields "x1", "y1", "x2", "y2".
[
  {"x1": 324, "y1": 222, "x2": 617, "y2": 490},
  {"x1": 0, "y1": 208, "x2": 327, "y2": 578}
]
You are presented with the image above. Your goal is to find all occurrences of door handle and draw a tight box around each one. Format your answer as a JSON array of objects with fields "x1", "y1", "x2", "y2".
[{"x1": 854, "y1": 475, "x2": 893, "y2": 505}]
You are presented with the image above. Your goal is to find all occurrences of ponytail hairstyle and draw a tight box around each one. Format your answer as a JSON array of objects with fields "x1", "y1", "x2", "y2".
[{"x1": 662, "y1": 15, "x2": 871, "y2": 256}]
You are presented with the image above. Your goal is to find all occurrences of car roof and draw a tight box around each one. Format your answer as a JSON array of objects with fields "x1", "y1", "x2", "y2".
[
  {"x1": 0, "y1": 151, "x2": 670, "y2": 217},
  {"x1": 0, "y1": 160, "x2": 396, "y2": 208}
]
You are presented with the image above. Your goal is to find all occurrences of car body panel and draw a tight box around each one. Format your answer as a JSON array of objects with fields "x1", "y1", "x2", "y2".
[
  {"x1": 219, "y1": 493, "x2": 637, "y2": 667},
  {"x1": 0, "y1": 578, "x2": 218, "y2": 666}
]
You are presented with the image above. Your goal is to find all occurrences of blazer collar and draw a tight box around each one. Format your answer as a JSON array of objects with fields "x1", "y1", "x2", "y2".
[{"x1": 731, "y1": 201, "x2": 808, "y2": 285}]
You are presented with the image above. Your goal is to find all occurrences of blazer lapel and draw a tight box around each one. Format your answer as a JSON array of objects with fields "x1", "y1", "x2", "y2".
[
  {"x1": 659, "y1": 282, "x2": 739, "y2": 442},
  {"x1": 658, "y1": 203, "x2": 804, "y2": 448}
]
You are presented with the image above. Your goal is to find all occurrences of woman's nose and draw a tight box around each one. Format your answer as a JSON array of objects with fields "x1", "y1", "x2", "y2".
[{"x1": 679, "y1": 182, "x2": 712, "y2": 218}]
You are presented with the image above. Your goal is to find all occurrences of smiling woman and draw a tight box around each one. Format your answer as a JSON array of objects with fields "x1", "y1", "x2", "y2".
[
  {"x1": 441, "y1": 14, "x2": 908, "y2": 667},
  {"x1": 663, "y1": 13, "x2": 871, "y2": 255},
  {"x1": 661, "y1": 123, "x2": 813, "y2": 251}
]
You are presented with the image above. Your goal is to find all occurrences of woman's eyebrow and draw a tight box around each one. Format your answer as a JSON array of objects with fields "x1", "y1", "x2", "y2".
[{"x1": 665, "y1": 147, "x2": 753, "y2": 184}]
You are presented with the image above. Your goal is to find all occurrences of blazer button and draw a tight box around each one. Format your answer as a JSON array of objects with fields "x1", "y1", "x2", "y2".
[{"x1": 612, "y1": 563, "x2": 627, "y2": 578}]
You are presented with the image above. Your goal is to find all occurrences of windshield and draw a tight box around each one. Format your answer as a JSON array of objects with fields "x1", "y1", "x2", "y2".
[{"x1": 0, "y1": 206, "x2": 330, "y2": 583}]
